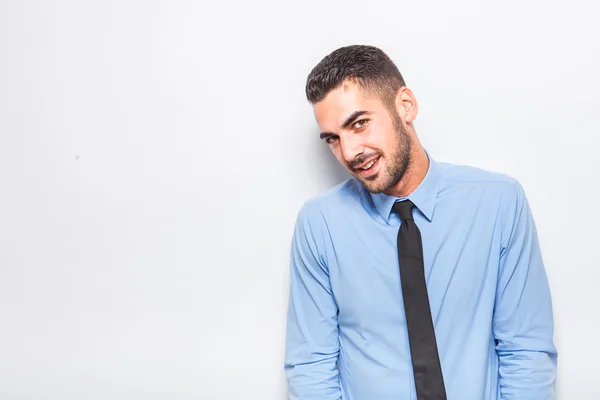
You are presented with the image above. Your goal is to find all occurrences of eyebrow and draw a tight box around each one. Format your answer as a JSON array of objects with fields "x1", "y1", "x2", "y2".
[{"x1": 320, "y1": 110, "x2": 371, "y2": 140}]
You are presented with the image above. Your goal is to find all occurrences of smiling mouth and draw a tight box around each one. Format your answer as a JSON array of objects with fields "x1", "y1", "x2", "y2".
[{"x1": 354, "y1": 156, "x2": 381, "y2": 177}]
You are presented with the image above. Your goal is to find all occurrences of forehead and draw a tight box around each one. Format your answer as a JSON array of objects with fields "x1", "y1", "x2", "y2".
[{"x1": 313, "y1": 82, "x2": 383, "y2": 130}]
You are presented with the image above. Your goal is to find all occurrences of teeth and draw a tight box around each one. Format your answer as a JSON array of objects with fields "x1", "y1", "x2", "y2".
[{"x1": 362, "y1": 158, "x2": 377, "y2": 170}]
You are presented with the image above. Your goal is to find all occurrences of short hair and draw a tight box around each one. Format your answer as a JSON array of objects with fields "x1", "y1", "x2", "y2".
[{"x1": 305, "y1": 45, "x2": 406, "y2": 110}]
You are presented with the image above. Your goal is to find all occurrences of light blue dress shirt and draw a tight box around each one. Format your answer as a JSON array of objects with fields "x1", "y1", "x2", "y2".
[{"x1": 284, "y1": 154, "x2": 557, "y2": 399}]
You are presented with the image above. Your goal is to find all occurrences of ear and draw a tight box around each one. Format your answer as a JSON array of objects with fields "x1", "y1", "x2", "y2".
[{"x1": 394, "y1": 87, "x2": 418, "y2": 124}]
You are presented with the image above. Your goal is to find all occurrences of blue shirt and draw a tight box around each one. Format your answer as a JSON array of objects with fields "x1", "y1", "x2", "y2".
[{"x1": 284, "y1": 154, "x2": 557, "y2": 399}]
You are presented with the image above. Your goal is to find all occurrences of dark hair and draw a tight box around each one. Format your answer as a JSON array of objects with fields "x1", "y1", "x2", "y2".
[{"x1": 305, "y1": 45, "x2": 406, "y2": 110}]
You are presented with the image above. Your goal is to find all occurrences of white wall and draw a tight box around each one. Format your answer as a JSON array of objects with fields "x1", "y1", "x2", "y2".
[{"x1": 1, "y1": 1, "x2": 598, "y2": 399}]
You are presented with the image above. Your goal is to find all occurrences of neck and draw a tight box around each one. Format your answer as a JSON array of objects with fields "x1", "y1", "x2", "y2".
[{"x1": 385, "y1": 144, "x2": 429, "y2": 198}]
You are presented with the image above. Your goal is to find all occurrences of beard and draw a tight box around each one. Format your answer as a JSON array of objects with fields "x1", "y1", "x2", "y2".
[{"x1": 355, "y1": 112, "x2": 411, "y2": 194}]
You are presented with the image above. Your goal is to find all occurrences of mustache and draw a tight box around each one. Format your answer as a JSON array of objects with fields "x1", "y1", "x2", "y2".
[{"x1": 350, "y1": 152, "x2": 382, "y2": 169}]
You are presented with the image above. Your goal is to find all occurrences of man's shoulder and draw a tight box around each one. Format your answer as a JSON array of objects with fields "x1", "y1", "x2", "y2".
[
  {"x1": 437, "y1": 160, "x2": 521, "y2": 190},
  {"x1": 311, "y1": 177, "x2": 364, "y2": 203},
  {"x1": 296, "y1": 177, "x2": 365, "y2": 220},
  {"x1": 435, "y1": 160, "x2": 528, "y2": 214}
]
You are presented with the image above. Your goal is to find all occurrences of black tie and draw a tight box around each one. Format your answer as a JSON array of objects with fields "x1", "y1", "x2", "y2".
[{"x1": 392, "y1": 200, "x2": 446, "y2": 400}]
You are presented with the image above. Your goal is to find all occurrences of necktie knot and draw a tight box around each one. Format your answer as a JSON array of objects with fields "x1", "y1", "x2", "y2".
[{"x1": 392, "y1": 200, "x2": 415, "y2": 221}]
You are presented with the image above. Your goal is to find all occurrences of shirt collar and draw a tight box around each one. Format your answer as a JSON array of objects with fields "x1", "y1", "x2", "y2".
[{"x1": 369, "y1": 151, "x2": 441, "y2": 224}]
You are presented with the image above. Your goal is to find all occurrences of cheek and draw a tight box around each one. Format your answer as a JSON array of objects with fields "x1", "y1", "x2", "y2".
[
  {"x1": 382, "y1": 130, "x2": 401, "y2": 153},
  {"x1": 365, "y1": 125, "x2": 390, "y2": 152}
]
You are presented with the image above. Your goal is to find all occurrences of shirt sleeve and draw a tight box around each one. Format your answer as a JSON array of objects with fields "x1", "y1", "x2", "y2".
[
  {"x1": 284, "y1": 201, "x2": 342, "y2": 400},
  {"x1": 493, "y1": 181, "x2": 558, "y2": 399}
]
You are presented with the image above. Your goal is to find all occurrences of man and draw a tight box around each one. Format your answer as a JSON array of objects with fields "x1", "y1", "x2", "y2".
[{"x1": 283, "y1": 45, "x2": 557, "y2": 400}]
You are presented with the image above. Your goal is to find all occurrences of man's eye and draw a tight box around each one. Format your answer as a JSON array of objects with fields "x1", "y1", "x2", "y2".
[
  {"x1": 326, "y1": 136, "x2": 338, "y2": 144},
  {"x1": 353, "y1": 119, "x2": 369, "y2": 129}
]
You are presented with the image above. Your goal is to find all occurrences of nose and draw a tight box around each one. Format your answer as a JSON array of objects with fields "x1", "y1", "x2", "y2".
[{"x1": 340, "y1": 134, "x2": 364, "y2": 164}]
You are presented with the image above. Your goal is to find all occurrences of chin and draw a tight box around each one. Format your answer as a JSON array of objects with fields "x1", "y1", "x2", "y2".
[{"x1": 360, "y1": 176, "x2": 388, "y2": 194}]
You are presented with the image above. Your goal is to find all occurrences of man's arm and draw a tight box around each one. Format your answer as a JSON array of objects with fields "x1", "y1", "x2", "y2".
[
  {"x1": 284, "y1": 201, "x2": 341, "y2": 400},
  {"x1": 493, "y1": 182, "x2": 558, "y2": 399}
]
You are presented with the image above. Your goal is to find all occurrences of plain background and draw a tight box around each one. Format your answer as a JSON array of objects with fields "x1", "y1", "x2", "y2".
[{"x1": 1, "y1": 0, "x2": 598, "y2": 399}]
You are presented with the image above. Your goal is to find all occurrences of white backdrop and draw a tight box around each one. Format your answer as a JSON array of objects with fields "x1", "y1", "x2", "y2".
[{"x1": 1, "y1": 1, "x2": 598, "y2": 399}]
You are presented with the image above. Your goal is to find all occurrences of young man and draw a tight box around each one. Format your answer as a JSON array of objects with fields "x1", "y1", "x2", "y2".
[{"x1": 284, "y1": 45, "x2": 557, "y2": 399}]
